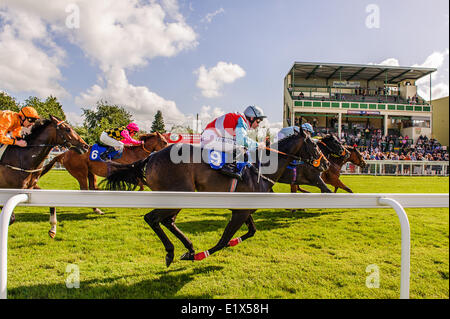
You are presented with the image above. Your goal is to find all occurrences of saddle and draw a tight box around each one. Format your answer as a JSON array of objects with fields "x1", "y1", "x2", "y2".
[
  {"x1": 206, "y1": 149, "x2": 251, "y2": 181},
  {"x1": 90, "y1": 143, "x2": 122, "y2": 162}
]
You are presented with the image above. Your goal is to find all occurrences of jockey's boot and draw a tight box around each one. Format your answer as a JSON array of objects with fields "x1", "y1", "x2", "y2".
[
  {"x1": 100, "y1": 147, "x2": 115, "y2": 161},
  {"x1": 220, "y1": 162, "x2": 243, "y2": 181}
]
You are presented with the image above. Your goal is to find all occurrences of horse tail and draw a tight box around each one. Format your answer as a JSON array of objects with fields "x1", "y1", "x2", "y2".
[
  {"x1": 40, "y1": 153, "x2": 65, "y2": 177},
  {"x1": 101, "y1": 156, "x2": 151, "y2": 191}
]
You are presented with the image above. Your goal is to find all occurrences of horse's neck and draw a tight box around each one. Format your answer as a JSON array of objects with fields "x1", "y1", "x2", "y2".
[
  {"x1": 330, "y1": 155, "x2": 346, "y2": 167},
  {"x1": 318, "y1": 142, "x2": 331, "y2": 158},
  {"x1": 264, "y1": 137, "x2": 302, "y2": 182},
  {"x1": 23, "y1": 127, "x2": 55, "y2": 168}
]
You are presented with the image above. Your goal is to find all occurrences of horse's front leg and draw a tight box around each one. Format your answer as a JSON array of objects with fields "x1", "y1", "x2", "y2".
[
  {"x1": 334, "y1": 179, "x2": 353, "y2": 193},
  {"x1": 88, "y1": 172, "x2": 105, "y2": 215},
  {"x1": 228, "y1": 212, "x2": 257, "y2": 247},
  {"x1": 49, "y1": 207, "x2": 57, "y2": 238},
  {"x1": 144, "y1": 209, "x2": 178, "y2": 267},
  {"x1": 160, "y1": 212, "x2": 196, "y2": 260},
  {"x1": 184, "y1": 210, "x2": 251, "y2": 262}
]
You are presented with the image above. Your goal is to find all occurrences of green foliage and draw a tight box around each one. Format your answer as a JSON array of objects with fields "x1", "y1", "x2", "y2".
[
  {"x1": 24, "y1": 96, "x2": 66, "y2": 120},
  {"x1": 6, "y1": 174, "x2": 449, "y2": 299},
  {"x1": 81, "y1": 100, "x2": 133, "y2": 144},
  {"x1": 0, "y1": 92, "x2": 20, "y2": 112},
  {"x1": 151, "y1": 110, "x2": 166, "y2": 133}
]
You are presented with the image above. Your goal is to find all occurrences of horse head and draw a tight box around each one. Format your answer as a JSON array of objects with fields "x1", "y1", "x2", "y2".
[
  {"x1": 320, "y1": 134, "x2": 349, "y2": 159},
  {"x1": 139, "y1": 132, "x2": 169, "y2": 153},
  {"x1": 49, "y1": 115, "x2": 89, "y2": 154},
  {"x1": 274, "y1": 127, "x2": 329, "y2": 172},
  {"x1": 347, "y1": 146, "x2": 367, "y2": 168}
]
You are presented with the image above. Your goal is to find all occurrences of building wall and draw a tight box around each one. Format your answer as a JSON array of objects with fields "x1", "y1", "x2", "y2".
[{"x1": 431, "y1": 96, "x2": 449, "y2": 146}]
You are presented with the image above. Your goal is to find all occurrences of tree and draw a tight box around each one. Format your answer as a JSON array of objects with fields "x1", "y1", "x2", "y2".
[
  {"x1": 0, "y1": 92, "x2": 20, "y2": 112},
  {"x1": 151, "y1": 110, "x2": 166, "y2": 133},
  {"x1": 81, "y1": 100, "x2": 134, "y2": 144},
  {"x1": 24, "y1": 96, "x2": 66, "y2": 120}
]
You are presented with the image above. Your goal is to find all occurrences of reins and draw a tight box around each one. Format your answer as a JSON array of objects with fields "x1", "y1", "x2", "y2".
[{"x1": 262, "y1": 146, "x2": 301, "y2": 160}]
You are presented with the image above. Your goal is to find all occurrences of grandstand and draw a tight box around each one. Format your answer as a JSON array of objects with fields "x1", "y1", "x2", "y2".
[{"x1": 283, "y1": 62, "x2": 438, "y2": 144}]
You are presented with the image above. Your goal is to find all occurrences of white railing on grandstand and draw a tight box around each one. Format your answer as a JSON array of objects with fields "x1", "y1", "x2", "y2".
[
  {"x1": 342, "y1": 160, "x2": 449, "y2": 176},
  {"x1": 1, "y1": 189, "x2": 448, "y2": 299}
]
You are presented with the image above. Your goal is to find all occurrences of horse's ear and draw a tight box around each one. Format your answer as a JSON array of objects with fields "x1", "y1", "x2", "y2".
[
  {"x1": 299, "y1": 126, "x2": 306, "y2": 137},
  {"x1": 49, "y1": 115, "x2": 61, "y2": 122}
]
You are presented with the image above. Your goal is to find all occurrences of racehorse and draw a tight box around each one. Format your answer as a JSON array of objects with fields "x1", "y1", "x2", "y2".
[
  {"x1": 320, "y1": 145, "x2": 367, "y2": 193},
  {"x1": 40, "y1": 132, "x2": 168, "y2": 221},
  {"x1": 290, "y1": 145, "x2": 367, "y2": 193},
  {"x1": 0, "y1": 116, "x2": 89, "y2": 230},
  {"x1": 103, "y1": 128, "x2": 329, "y2": 267},
  {"x1": 278, "y1": 134, "x2": 350, "y2": 193}
]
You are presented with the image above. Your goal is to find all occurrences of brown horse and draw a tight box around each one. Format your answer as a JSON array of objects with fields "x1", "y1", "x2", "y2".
[
  {"x1": 103, "y1": 129, "x2": 329, "y2": 267},
  {"x1": 38, "y1": 132, "x2": 168, "y2": 237},
  {"x1": 292, "y1": 145, "x2": 367, "y2": 193},
  {"x1": 0, "y1": 116, "x2": 89, "y2": 228}
]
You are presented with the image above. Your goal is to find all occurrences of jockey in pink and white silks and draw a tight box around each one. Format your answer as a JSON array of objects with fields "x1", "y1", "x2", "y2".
[{"x1": 201, "y1": 105, "x2": 267, "y2": 179}]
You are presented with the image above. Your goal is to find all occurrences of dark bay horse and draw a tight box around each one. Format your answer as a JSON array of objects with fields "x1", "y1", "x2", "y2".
[
  {"x1": 278, "y1": 134, "x2": 349, "y2": 193},
  {"x1": 0, "y1": 116, "x2": 89, "y2": 229},
  {"x1": 103, "y1": 128, "x2": 329, "y2": 267},
  {"x1": 289, "y1": 145, "x2": 367, "y2": 193},
  {"x1": 40, "y1": 132, "x2": 168, "y2": 219}
]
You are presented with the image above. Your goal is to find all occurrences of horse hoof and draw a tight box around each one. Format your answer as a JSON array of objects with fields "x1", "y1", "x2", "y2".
[
  {"x1": 180, "y1": 252, "x2": 195, "y2": 261},
  {"x1": 48, "y1": 230, "x2": 56, "y2": 239},
  {"x1": 94, "y1": 208, "x2": 105, "y2": 215},
  {"x1": 166, "y1": 252, "x2": 174, "y2": 267}
]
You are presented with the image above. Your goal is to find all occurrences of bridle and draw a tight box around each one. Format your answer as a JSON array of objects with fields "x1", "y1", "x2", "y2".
[{"x1": 317, "y1": 139, "x2": 348, "y2": 159}]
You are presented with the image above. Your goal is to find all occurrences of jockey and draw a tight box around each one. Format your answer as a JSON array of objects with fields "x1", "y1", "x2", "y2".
[
  {"x1": 201, "y1": 105, "x2": 266, "y2": 179},
  {"x1": 0, "y1": 106, "x2": 40, "y2": 148},
  {"x1": 301, "y1": 123, "x2": 314, "y2": 136},
  {"x1": 99, "y1": 122, "x2": 142, "y2": 160}
]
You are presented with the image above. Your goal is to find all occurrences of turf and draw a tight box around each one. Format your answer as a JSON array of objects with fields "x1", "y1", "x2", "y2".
[{"x1": 5, "y1": 171, "x2": 449, "y2": 299}]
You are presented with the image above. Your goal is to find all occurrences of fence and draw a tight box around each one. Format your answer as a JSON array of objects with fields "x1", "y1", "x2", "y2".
[
  {"x1": 342, "y1": 160, "x2": 449, "y2": 176},
  {"x1": 1, "y1": 189, "x2": 448, "y2": 299}
]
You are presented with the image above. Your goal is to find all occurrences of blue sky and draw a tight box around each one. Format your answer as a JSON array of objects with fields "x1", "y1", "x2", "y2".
[{"x1": 0, "y1": 0, "x2": 448, "y2": 131}]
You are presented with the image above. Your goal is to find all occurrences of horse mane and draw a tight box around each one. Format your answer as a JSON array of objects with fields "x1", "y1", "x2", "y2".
[
  {"x1": 23, "y1": 119, "x2": 52, "y2": 143},
  {"x1": 271, "y1": 131, "x2": 301, "y2": 150}
]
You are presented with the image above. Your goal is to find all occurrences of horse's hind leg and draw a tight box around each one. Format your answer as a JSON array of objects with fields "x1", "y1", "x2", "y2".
[
  {"x1": 144, "y1": 209, "x2": 179, "y2": 267},
  {"x1": 1, "y1": 206, "x2": 15, "y2": 226},
  {"x1": 182, "y1": 210, "x2": 251, "y2": 261}
]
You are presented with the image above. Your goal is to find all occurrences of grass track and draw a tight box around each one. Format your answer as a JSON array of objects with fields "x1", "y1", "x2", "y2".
[{"x1": 6, "y1": 171, "x2": 449, "y2": 299}]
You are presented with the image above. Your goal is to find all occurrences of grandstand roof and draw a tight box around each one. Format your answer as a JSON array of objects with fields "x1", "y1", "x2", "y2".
[{"x1": 288, "y1": 62, "x2": 436, "y2": 84}]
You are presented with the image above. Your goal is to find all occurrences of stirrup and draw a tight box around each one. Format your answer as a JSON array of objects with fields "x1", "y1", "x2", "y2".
[{"x1": 220, "y1": 164, "x2": 243, "y2": 181}]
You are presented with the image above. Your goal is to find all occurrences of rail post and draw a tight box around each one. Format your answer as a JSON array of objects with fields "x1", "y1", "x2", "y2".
[{"x1": 1, "y1": 194, "x2": 28, "y2": 299}]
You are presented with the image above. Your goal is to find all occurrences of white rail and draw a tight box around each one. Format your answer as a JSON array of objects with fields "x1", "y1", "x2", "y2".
[
  {"x1": 343, "y1": 160, "x2": 449, "y2": 176},
  {"x1": 1, "y1": 189, "x2": 448, "y2": 299}
]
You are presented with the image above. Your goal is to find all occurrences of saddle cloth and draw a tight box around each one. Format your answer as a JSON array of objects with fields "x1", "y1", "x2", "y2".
[{"x1": 89, "y1": 143, "x2": 122, "y2": 161}]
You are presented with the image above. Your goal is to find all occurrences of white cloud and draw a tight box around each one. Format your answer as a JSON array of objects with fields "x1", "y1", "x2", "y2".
[
  {"x1": 194, "y1": 61, "x2": 246, "y2": 98},
  {"x1": 201, "y1": 8, "x2": 225, "y2": 23},
  {"x1": 75, "y1": 66, "x2": 186, "y2": 131},
  {"x1": 414, "y1": 49, "x2": 449, "y2": 100},
  {"x1": 0, "y1": 0, "x2": 199, "y2": 128},
  {"x1": 371, "y1": 49, "x2": 449, "y2": 101},
  {"x1": 379, "y1": 58, "x2": 400, "y2": 66},
  {"x1": 0, "y1": 7, "x2": 68, "y2": 98}
]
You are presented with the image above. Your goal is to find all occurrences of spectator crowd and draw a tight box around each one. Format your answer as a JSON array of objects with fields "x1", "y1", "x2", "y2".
[{"x1": 314, "y1": 128, "x2": 448, "y2": 162}]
